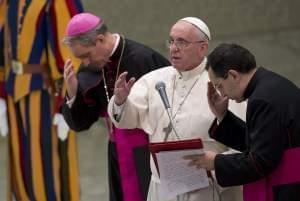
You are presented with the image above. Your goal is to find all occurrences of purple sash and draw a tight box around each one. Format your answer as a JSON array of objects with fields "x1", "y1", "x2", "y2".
[
  {"x1": 102, "y1": 112, "x2": 149, "y2": 201},
  {"x1": 114, "y1": 128, "x2": 149, "y2": 201},
  {"x1": 243, "y1": 147, "x2": 300, "y2": 201}
]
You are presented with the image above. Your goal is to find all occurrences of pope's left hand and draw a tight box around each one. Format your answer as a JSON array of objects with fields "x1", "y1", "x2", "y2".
[{"x1": 183, "y1": 151, "x2": 217, "y2": 171}]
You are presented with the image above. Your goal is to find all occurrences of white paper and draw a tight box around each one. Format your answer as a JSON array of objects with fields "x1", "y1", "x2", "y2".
[{"x1": 157, "y1": 149, "x2": 209, "y2": 200}]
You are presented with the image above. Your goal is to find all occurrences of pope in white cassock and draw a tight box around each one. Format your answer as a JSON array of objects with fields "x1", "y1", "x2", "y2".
[{"x1": 108, "y1": 17, "x2": 246, "y2": 201}]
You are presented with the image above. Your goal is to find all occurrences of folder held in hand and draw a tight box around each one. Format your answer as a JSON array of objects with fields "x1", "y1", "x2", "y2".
[{"x1": 149, "y1": 138, "x2": 203, "y2": 175}]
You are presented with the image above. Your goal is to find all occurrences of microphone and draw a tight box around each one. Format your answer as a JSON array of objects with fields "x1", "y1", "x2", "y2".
[
  {"x1": 155, "y1": 81, "x2": 179, "y2": 141},
  {"x1": 155, "y1": 82, "x2": 170, "y2": 109}
]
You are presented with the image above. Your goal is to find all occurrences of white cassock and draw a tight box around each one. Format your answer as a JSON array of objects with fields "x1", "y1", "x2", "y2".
[{"x1": 108, "y1": 58, "x2": 246, "y2": 201}]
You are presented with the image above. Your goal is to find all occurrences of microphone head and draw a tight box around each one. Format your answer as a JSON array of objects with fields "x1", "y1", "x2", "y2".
[
  {"x1": 155, "y1": 81, "x2": 170, "y2": 109},
  {"x1": 155, "y1": 81, "x2": 166, "y2": 91}
]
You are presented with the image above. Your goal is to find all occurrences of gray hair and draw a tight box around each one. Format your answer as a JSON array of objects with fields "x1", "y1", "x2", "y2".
[
  {"x1": 195, "y1": 28, "x2": 209, "y2": 42},
  {"x1": 62, "y1": 23, "x2": 108, "y2": 46}
]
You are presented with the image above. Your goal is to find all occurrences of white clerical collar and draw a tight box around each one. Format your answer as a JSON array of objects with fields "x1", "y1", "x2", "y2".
[
  {"x1": 177, "y1": 57, "x2": 207, "y2": 81},
  {"x1": 110, "y1": 33, "x2": 120, "y2": 57}
]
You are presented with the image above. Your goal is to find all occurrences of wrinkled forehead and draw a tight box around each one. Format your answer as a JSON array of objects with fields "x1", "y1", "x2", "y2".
[
  {"x1": 170, "y1": 21, "x2": 200, "y2": 40},
  {"x1": 69, "y1": 42, "x2": 92, "y2": 57}
]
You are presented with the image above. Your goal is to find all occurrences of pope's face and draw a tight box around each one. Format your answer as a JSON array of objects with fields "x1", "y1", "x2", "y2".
[{"x1": 169, "y1": 21, "x2": 208, "y2": 72}]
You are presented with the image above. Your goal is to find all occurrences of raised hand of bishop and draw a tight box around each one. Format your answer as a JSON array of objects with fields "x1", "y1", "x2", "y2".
[{"x1": 64, "y1": 59, "x2": 78, "y2": 99}]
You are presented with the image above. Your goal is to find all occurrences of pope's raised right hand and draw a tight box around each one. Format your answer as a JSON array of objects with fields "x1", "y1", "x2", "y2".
[
  {"x1": 114, "y1": 72, "x2": 135, "y2": 105},
  {"x1": 64, "y1": 59, "x2": 78, "y2": 98}
]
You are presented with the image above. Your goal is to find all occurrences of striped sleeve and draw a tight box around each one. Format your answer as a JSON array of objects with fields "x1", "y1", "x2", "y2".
[
  {"x1": 46, "y1": 0, "x2": 83, "y2": 81},
  {"x1": 0, "y1": 0, "x2": 7, "y2": 97}
]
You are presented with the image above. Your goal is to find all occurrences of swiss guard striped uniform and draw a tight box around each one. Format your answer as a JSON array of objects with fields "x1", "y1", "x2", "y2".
[
  {"x1": 0, "y1": 0, "x2": 6, "y2": 97},
  {"x1": 3, "y1": 0, "x2": 83, "y2": 200}
]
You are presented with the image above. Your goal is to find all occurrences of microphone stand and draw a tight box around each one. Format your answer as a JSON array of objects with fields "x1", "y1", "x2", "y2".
[
  {"x1": 164, "y1": 108, "x2": 180, "y2": 141},
  {"x1": 155, "y1": 81, "x2": 180, "y2": 141}
]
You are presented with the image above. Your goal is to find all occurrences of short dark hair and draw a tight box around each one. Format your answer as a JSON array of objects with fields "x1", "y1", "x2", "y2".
[{"x1": 206, "y1": 43, "x2": 256, "y2": 78}]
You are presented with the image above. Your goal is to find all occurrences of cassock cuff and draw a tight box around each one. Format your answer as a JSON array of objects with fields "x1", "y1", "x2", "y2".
[
  {"x1": 66, "y1": 95, "x2": 76, "y2": 108},
  {"x1": 209, "y1": 118, "x2": 219, "y2": 139}
]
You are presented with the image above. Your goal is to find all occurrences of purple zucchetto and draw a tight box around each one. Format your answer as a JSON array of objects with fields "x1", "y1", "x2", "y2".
[{"x1": 65, "y1": 12, "x2": 102, "y2": 37}]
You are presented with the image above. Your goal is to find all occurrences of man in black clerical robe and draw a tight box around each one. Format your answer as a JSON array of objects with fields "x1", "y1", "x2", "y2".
[
  {"x1": 61, "y1": 13, "x2": 170, "y2": 201},
  {"x1": 185, "y1": 43, "x2": 300, "y2": 201}
]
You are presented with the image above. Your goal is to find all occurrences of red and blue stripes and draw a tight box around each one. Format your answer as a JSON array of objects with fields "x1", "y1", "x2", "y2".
[{"x1": 5, "y1": 0, "x2": 83, "y2": 200}]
